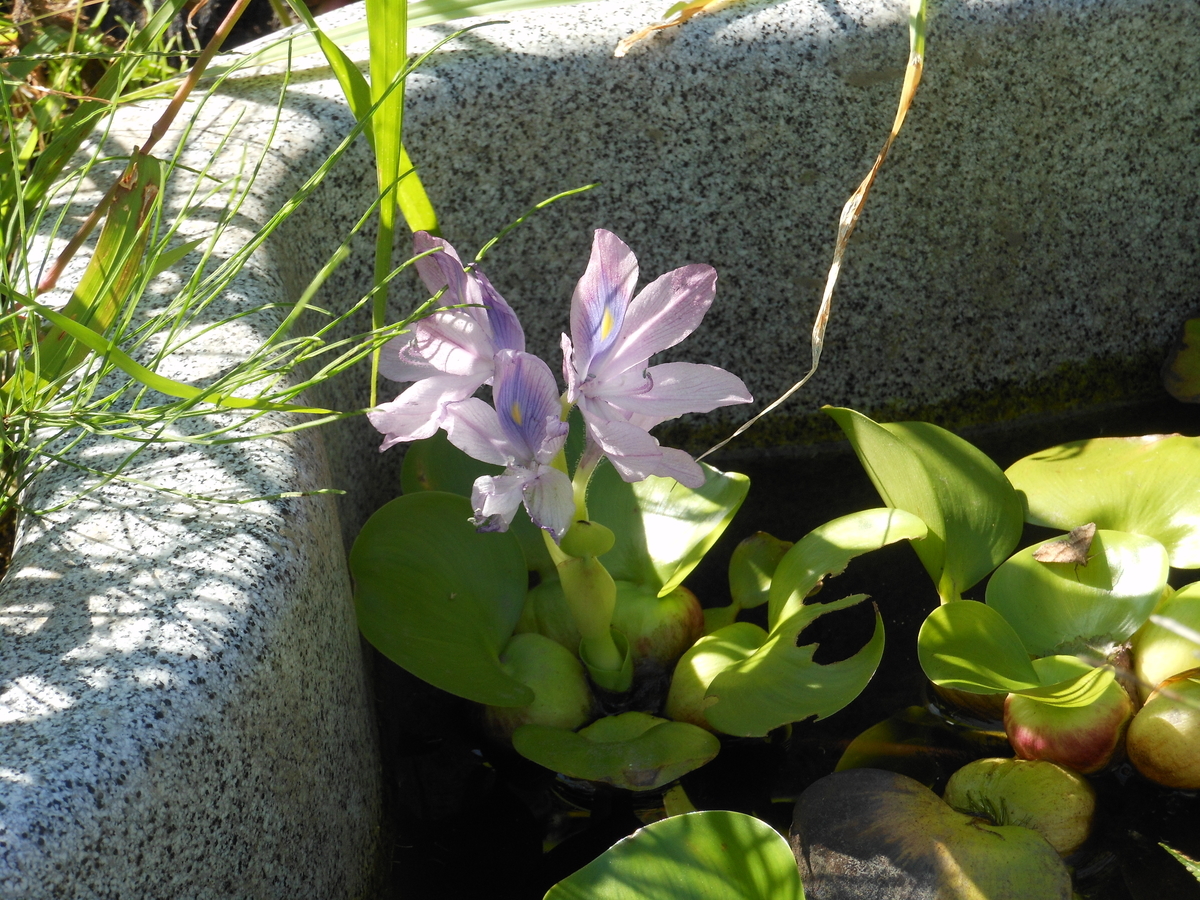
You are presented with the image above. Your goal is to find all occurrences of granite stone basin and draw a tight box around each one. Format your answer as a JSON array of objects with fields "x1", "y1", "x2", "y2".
[{"x1": 2, "y1": 0, "x2": 1196, "y2": 895}]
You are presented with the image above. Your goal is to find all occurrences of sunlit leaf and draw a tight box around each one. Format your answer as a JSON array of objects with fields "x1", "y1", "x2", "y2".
[
  {"x1": 544, "y1": 810, "x2": 804, "y2": 900},
  {"x1": 767, "y1": 507, "x2": 927, "y2": 629},
  {"x1": 918, "y1": 601, "x2": 1039, "y2": 694},
  {"x1": 1017, "y1": 656, "x2": 1116, "y2": 709},
  {"x1": 350, "y1": 491, "x2": 534, "y2": 706},
  {"x1": 703, "y1": 594, "x2": 885, "y2": 737},
  {"x1": 1006, "y1": 434, "x2": 1200, "y2": 568},
  {"x1": 284, "y1": 0, "x2": 438, "y2": 233},
  {"x1": 512, "y1": 712, "x2": 719, "y2": 791},
  {"x1": 589, "y1": 460, "x2": 749, "y2": 596},
  {"x1": 7, "y1": 151, "x2": 163, "y2": 403},
  {"x1": 825, "y1": 407, "x2": 1023, "y2": 602},
  {"x1": 728, "y1": 532, "x2": 792, "y2": 611},
  {"x1": 986, "y1": 529, "x2": 1169, "y2": 656}
]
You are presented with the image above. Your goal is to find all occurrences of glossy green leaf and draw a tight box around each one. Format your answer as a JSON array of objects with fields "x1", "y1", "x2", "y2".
[
  {"x1": 825, "y1": 407, "x2": 1024, "y2": 601},
  {"x1": 986, "y1": 529, "x2": 1169, "y2": 656},
  {"x1": 729, "y1": 532, "x2": 793, "y2": 610},
  {"x1": 544, "y1": 809, "x2": 804, "y2": 900},
  {"x1": 768, "y1": 507, "x2": 927, "y2": 629},
  {"x1": 400, "y1": 431, "x2": 554, "y2": 574},
  {"x1": 350, "y1": 491, "x2": 534, "y2": 706},
  {"x1": 589, "y1": 460, "x2": 749, "y2": 596},
  {"x1": 1016, "y1": 656, "x2": 1116, "y2": 709},
  {"x1": 1006, "y1": 434, "x2": 1200, "y2": 568},
  {"x1": 704, "y1": 594, "x2": 885, "y2": 737},
  {"x1": 513, "y1": 712, "x2": 720, "y2": 791},
  {"x1": 918, "y1": 601, "x2": 1039, "y2": 694}
]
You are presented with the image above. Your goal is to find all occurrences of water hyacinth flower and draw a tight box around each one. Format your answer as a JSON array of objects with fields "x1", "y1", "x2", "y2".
[
  {"x1": 368, "y1": 233, "x2": 525, "y2": 451},
  {"x1": 562, "y1": 230, "x2": 752, "y2": 487},
  {"x1": 442, "y1": 350, "x2": 574, "y2": 541}
]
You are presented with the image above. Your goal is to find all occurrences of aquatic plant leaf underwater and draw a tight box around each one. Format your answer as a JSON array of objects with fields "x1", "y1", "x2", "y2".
[
  {"x1": 350, "y1": 491, "x2": 534, "y2": 706},
  {"x1": 545, "y1": 809, "x2": 804, "y2": 900},
  {"x1": 1007, "y1": 434, "x2": 1200, "y2": 568},
  {"x1": 825, "y1": 407, "x2": 1024, "y2": 602}
]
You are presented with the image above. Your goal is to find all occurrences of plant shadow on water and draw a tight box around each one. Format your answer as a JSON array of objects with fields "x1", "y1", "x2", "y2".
[{"x1": 372, "y1": 397, "x2": 1200, "y2": 900}]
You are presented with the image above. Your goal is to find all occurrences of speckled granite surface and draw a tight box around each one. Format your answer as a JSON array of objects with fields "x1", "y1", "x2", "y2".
[{"x1": 3, "y1": 0, "x2": 1197, "y2": 895}]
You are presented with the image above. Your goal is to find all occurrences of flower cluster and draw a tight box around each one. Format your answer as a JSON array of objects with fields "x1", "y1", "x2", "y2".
[{"x1": 368, "y1": 230, "x2": 752, "y2": 541}]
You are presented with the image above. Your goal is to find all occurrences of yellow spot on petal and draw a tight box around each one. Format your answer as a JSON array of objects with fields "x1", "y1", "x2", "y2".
[
  {"x1": 510, "y1": 401, "x2": 523, "y2": 425},
  {"x1": 600, "y1": 308, "x2": 615, "y2": 340}
]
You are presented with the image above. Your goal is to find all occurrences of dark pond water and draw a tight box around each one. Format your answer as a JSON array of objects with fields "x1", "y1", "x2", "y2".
[{"x1": 374, "y1": 397, "x2": 1200, "y2": 900}]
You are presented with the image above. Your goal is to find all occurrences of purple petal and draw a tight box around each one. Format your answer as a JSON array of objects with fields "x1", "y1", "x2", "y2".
[
  {"x1": 522, "y1": 465, "x2": 575, "y2": 541},
  {"x1": 476, "y1": 270, "x2": 525, "y2": 353},
  {"x1": 377, "y1": 335, "x2": 438, "y2": 383},
  {"x1": 409, "y1": 310, "x2": 496, "y2": 378},
  {"x1": 593, "y1": 362, "x2": 752, "y2": 429},
  {"x1": 441, "y1": 398, "x2": 512, "y2": 467},
  {"x1": 367, "y1": 373, "x2": 483, "y2": 450},
  {"x1": 584, "y1": 414, "x2": 705, "y2": 488},
  {"x1": 471, "y1": 473, "x2": 527, "y2": 532},
  {"x1": 569, "y1": 230, "x2": 638, "y2": 381},
  {"x1": 414, "y1": 233, "x2": 478, "y2": 310},
  {"x1": 493, "y1": 351, "x2": 567, "y2": 463},
  {"x1": 596, "y1": 264, "x2": 717, "y2": 379}
]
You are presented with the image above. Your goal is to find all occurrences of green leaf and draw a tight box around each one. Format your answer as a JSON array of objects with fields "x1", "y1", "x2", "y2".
[
  {"x1": 728, "y1": 532, "x2": 793, "y2": 611},
  {"x1": 9, "y1": 294, "x2": 332, "y2": 414},
  {"x1": 825, "y1": 407, "x2": 1024, "y2": 601},
  {"x1": 1016, "y1": 656, "x2": 1116, "y2": 709},
  {"x1": 918, "y1": 601, "x2": 1039, "y2": 694},
  {"x1": 7, "y1": 152, "x2": 163, "y2": 403},
  {"x1": 767, "y1": 507, "x2": 927, "y2": 629},
  {"x1": 703, "y1": 594, "x2": 885, "y2": 737},
  {"x1": 513, "y1": 712, "x2": 719, "y2": 791},
  {"x1": 1161, "y1": 844, "x2": 1200, "y2": 883},
  {"x1": 985, "y1": 529, "x2": 1169, "y2": 656},
  {"x1": 148, "y1": 238, "x2": 206, "y2": 278},
  {"x1": 350, "y1": 491, "x2": 534, "y2": 706},
  {"x1": 284, "y1": 0, "x2": 437, "y2": 233},
  {"x1": 544, "y1": 809, "x2": 804, "y2": 900},
  {"x1": 589, "y1": 460, "x2": 749, "y2": 596},
  {"x1": 1006, "y1": 434, "x2": 1200, "y2": 568},
  {"x1": 22, "y1": 0, "x2": 190, "y2": 208},
  {"x1": 400, "y1": 431, "x2": 554, "y2": 574}
]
